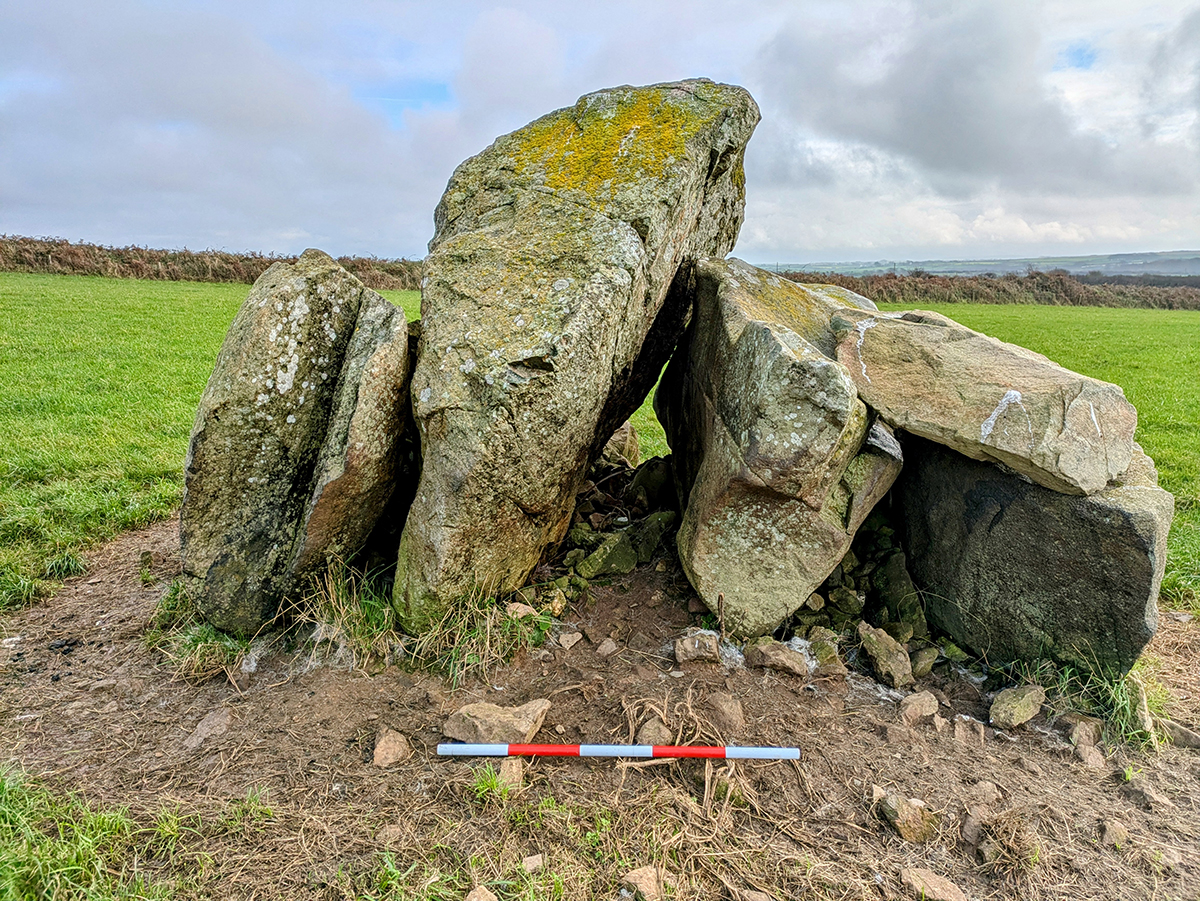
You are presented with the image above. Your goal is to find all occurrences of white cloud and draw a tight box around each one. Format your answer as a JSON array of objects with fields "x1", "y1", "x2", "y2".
[{"x1": 0, "y1": 0, "x2": 1197, "y2": 260}]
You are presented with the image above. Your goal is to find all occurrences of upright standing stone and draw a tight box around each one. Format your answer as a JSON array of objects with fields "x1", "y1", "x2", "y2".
[
  {"x1": 655, "y1": 259, "x2": 901, "y2": 636},
  {"x1": 182, "y1": 250, "x2": 413, "y2": 634},
  {"x1": 396, "y1": 80, "x2": 759, "y2": 629},
  {"x1": 830, "y1": 309, "x2": 1137, "y2": 495},
  {"x1": 901, "y1": 438, "x2": 1172, "y2": 674}
]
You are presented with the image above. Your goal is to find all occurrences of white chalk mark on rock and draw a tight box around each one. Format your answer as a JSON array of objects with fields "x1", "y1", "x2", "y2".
[
  {"x1": 854, "y1": 319, "x2": 877, "y2": 383},
  {"x1": 981, "y1": 389, "x2": 1025, "y2": 442},
  {"x1": 1090, "y1": 402, "x2": 1102, "y2": 437}
]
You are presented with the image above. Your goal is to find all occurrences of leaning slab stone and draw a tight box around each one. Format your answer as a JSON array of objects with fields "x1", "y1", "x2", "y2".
[
  {"x1": 655, "y1": 258, "x2": 900, "y2": 635},
  {"x1": 396, "y1": 80, "x2": 760, "y2": 630},
  {"x1": 182, "y1": 250, "x2": 412, "y2": 634},
  {"x1": 831, "y1": 308, "x2": 1136, "y2": 495},
  {"x1": 901, "y1": 439, "x2": 1173, "y2": 674}
]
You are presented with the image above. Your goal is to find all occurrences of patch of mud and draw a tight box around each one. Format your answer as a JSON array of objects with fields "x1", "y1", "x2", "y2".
[{"x1": 1, "y1": 517, "x2": 1198, "y2": 899}]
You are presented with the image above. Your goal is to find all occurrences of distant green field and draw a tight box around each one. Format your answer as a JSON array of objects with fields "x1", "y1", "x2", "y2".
[
  {"x1": 0, "y1": 273, "x2": 1195, "y2": 609},
  {"x1": 0, "y1": 272, "x2": 418, "y2": 606}
]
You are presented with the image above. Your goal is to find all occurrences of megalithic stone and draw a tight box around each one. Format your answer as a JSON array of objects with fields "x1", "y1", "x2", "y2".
[
  {"x1": 900, "y1": 438, "x2": 1173, "y2": 675},
  {"x1": 395, "y1": 80, "x2": 760, "y2": 630},
  {"x1": 830, "y1": 308, "x2": 1137, "y2": 495},
  {"x1": 182, "y1": 250, "x2": 413, "y2": 635},
  {"x1": 655, "y1": 259, "x2": 901, "y2": 636}
]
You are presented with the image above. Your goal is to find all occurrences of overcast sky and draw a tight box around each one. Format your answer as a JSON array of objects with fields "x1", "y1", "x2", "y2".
[{"x1": 2, "y1": 1, "x2": 1197, "y2": 262}]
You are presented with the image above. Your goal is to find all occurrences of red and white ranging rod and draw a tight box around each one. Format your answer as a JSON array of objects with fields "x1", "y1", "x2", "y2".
[{"x1": 437, "y1": 743, "x2": 800, "y2": 760}]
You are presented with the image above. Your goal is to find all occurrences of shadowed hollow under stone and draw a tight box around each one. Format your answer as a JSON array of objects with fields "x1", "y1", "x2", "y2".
[
  {"x1": 394, "y1": 79, "x2": 760, "y2": 630},
  {"x1": 901, "y1": 438, "x2": 1173, "y2": 675}
]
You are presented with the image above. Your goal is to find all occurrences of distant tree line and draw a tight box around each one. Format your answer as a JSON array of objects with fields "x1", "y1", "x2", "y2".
[
  {"x1": 782, "y1": 267, "x2": 1200, "y2": 311},
  {"x1": 0, "y1": 235, "x2": 422, "y2": 291},
  {"x1": 4, "y1": 235, "x2": 1199, "y2": 309}
]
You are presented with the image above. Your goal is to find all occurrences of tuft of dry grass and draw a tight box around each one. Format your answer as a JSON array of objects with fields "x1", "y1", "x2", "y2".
[{"x1": 142, "y1": 581, "x2": 253, "y2": 683}]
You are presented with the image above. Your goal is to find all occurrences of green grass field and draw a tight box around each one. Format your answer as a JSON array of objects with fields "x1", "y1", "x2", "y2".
[{"x1": 0, "y1": 273, "x2": 1195, "y2": 609}]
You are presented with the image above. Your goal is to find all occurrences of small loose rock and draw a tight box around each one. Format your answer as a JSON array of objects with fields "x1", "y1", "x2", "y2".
[
  {"x1": 875, "y1": 788, "x2": 940, "y2": 843},
  {"x1": 621, "y1": 866, "x2": 674, "y2": 901},
  {"x1": 372, "y1": 727, "x2": 412, "y2": 767},
  {"x1": 636, "y1": 716, "x2": 673, "y2": 746},
  {"x1": 675, "y1": 630, "x2": 721, "y2": 664},
  {"x1": 988, "y1": 684, "x2": 1045, "y2": 729},
  {"x1": 558, "y1": 631, "x2": 582, "y2": 650},
  {"x1": 743, "y1": 637, "x2": 808, "y2": 677},
  {"x1": 899, "y1": 867, "x2": 968, "y2": 901},
  {"x1": 706, "y1": 691, "x2": 746, "y2": 737},
  {"x1": 443, "y1": 699, "x2": 551, "y2": 744},
  {"x1": 899, "y1": 690, "x2": 938, "y2": 726}
]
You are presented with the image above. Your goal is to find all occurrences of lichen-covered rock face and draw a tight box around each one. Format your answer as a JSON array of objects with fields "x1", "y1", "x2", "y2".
[
  {"x1": 831, "y1": 309, "x2": 1137, "y2": 495},
  {"x1": 182, "y1": 250, "x2": 413, "y2": 635},
  {"x1": 901, "y1": 438, "x2": 1173, "y2": 675},
  {"x1": 396, "y1": 79, "x2": 759, "y2": 630},
  {"x1": 655, "y1": 259, "x2": 900, "y2": 636},
  {"x1": 291, "y1": 293, "x2": 412, "y2": 574}
]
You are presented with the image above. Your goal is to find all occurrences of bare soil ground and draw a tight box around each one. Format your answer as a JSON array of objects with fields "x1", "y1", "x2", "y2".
[{"x1": 2, "y1": 517, "x2": 1198, "y2": 900}]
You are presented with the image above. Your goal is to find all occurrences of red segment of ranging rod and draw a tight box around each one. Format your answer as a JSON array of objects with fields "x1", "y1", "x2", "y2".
[{"x1": 437, "y1": 743, "x2": 800, "y2": 760}]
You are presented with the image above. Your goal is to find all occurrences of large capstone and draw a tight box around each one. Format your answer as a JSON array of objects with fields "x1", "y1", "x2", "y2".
[
  {"x1": 900, "y1": 438, "x2": 1173, "y2": 674},
  {"x1": 395, "y1": 79, "x2": 760, "y2": 629},
  {"x1": 655, "y1": 259, "x2": 901, "y2": 636},
  {"x1": 182, "y1": 250, "x2": 413, "y2": 635},
  {"x1": 831, "y1": 309, "x2": 1137, "y2": 495}
]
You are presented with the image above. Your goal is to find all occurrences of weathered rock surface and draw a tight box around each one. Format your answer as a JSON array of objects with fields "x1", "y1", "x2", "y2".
[
  {"x1": 395, "y1": 79, "x2": 760, "y2": 630},
  {"x1": 989, "y1": 685, "x2": 1045, "y2": 730},
  {"x1": 899, "y1": 868, "x2": 968, "y2": 901},
  {"x1": 744, "y1": 637, "x2": 809, "y2": 677},
  {"x1": 443, "y1": 699, "x2": 552, "y2": 744},
  {"x1": 182, "y1": 250, "x2": 412, "y2": 634},
  {"x1": 831, "y1": 308, "x2": 1137, "y2": 495},
  {"x1": 901, "y1": 438, "x2": 1172, "y2": 674},
  {"x1": 576, "y1": 531, "x2": 638, "y2": 579},
  {"x1": 656, "y1": 258, "x2": 901, "y2": 635},
  {"x1": 858, "y1": 621, "x2": 914, "y2": 688}
]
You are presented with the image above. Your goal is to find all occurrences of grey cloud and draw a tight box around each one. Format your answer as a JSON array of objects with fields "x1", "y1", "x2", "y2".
[
  {"x1": 0, "y1": 0, "x2": 443, "y2": 255},
  {"x1": 753, "y1": 0, "x2": 1195, "y2": 197}
]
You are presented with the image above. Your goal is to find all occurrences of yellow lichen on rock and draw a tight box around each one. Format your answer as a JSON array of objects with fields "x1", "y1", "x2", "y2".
[{"x1": 505, "y1": 84, "x2": 726, "y2": 199}]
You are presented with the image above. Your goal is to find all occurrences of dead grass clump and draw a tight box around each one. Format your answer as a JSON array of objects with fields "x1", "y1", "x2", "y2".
[
  {"x1": 143, "y1": 581, "x2": 252, "y2": 683},
  {"x1": 290, "y1": 562, "x2": 404, "y2": 673},
  {"x1": 977, "y1": 807, "x2": 1043, "y2": 883},
  {"x1": 405, "y1": 584, "x2": 555, "y2": 688}
]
